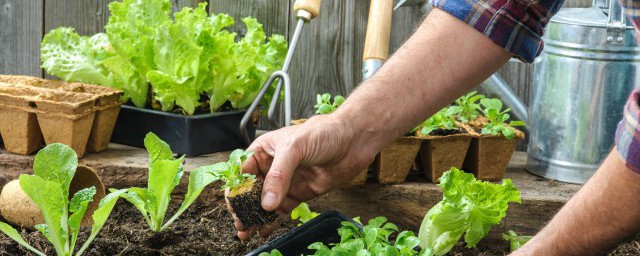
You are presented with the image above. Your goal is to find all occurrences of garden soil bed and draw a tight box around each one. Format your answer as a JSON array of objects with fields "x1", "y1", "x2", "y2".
[{"x1": 0, "y1": 193, "x2": 638, "y2": 255}]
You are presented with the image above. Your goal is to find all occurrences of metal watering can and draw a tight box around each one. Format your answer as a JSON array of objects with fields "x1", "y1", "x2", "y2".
[{"x1": 396, "y1": 0, "x2": 640, "y2": 184}]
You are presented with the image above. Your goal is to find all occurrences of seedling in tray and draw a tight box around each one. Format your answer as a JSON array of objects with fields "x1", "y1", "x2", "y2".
[
  {"x1": 454, "y1": 91, "x2": 485, "y2": 122},
  {"x1": 415, "y1": 106, "x2": 462, "y2": 136},
  {"x1": 0, "y1": 144, "x2": 124, "y2": 256},
  {"x1": 479, "y1": 98, "x2": 525, "y2": 140},
  {"x1": 314, "y1": 93, "x2": 346, "y2": 115},
  {"x1": 221, "y1": 149, "x2": 279, "y2": 228}
]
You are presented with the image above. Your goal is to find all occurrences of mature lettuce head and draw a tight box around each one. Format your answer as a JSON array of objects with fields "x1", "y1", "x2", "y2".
[
  {"x1": 418, "y1": 168, "x2": 521, "y2": 256},
  {"x1": 41, "y1": 0, "x2": 287, "y2": 115}
]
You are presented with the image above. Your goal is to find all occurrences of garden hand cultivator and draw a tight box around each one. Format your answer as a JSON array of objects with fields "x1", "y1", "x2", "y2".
[{"x1": 240, "y1": 0, "x2": 322, "y2": 145}]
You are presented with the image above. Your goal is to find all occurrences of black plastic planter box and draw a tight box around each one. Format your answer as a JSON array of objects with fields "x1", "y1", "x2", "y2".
[
  {"x1": 111, "y1": 105, "x2": 255, "y2": 156},
  {"x1": 247, "y1": 210, "x2": 361, "y2": 256}
]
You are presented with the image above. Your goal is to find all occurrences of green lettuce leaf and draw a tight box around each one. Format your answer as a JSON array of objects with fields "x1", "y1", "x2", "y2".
[
  {"x1": 68, "y1": 187, "x2": 96, "y2": 252},
  {"x1": 75, "y1": 189, "x2": 127, "y2": 256},
  {"x1": 418, "y1": 168, "x2": 521, "y2": 256},
  {"x1": 161, "y1": 165, "x2": 219, "y2": 230},
  {"x1": 32, "y1": 143, "x2": 77, "y2": 199}
]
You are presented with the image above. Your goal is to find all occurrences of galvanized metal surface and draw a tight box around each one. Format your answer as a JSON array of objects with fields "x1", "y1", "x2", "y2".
[{"x1": 526, "y1": 5, "x2": 640, "y2": 184}]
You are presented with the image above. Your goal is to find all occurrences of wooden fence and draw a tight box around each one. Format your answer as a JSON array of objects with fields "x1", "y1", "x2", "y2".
[{"x1": 0, "y1": 0, "x2": 590, "y2": 130}]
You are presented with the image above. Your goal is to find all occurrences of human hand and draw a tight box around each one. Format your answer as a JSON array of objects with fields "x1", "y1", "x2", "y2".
[{"x1": 230, "y1": 113, "x2": 378, "y2": 240}]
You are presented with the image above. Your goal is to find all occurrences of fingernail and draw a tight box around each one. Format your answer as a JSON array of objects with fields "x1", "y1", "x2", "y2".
[{"x1": 262, "y1": 191, "x2": 277, "y2": 210}]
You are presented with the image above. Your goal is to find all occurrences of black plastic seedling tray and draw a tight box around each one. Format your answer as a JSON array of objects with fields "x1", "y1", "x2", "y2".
[
  {"x1": 111, "y1": 105, "x2": 255, "y2": 156},
  {"x1": 247, "y1": 210, "x2": 361, "y2": 256}
]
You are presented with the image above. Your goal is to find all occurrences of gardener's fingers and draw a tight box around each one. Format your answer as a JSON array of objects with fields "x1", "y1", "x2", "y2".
[{"x1": 262, "y1": 143, "x2": 301, "y2": 211}]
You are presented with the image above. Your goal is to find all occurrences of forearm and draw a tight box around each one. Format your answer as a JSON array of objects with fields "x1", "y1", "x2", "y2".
[
  {"x1": 333, "y1": 8, "x2": 511, "y2": 154},
  {"x1": 515, "y1": 149, "x2": 640, "y2": 255}
]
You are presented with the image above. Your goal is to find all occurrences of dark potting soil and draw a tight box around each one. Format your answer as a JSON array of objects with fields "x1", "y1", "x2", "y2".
[
  {"x1": 429, "y1": 128, "x2": 465, "y2": 136},
  {"x1": 0, "y1": 193, "x2": 294, "y2": 256}
]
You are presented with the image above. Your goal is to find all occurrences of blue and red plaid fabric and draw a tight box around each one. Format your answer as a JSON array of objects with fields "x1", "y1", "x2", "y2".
[
  {"x1": 616, "y1": 91, "x2": 640, "y2": 174},
  {"x1": 430, "y1": 0, "x2": 565, "y2": 63},
  {"x1": 432, "y1": 0, "x2": 640, "y2": 172}
]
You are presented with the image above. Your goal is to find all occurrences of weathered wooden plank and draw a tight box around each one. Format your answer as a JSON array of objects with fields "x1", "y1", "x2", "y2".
[
  {"x1": 390, "y1": 4, "x2": 426, "y2": 52},
  {"x1": 0, "y1": 0, "x2": 44, "y2": 77},
  {"x1": 288, "y1": 0, "x2": 369, "y2": 120},
  {"x1": 170, "y1": 0, "x2": 208, "y2": 13}
]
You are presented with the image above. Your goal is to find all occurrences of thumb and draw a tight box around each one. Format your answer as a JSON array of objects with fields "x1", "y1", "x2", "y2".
[{"x1": 261, "y1": 145, "x2": 300, "y2": 211}]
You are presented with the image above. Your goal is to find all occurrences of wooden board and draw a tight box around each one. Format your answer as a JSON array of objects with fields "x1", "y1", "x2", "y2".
[
  {"x1": 288, "y1": 0, "x2": 369, "y2": 120},
  {"x1": 0, "y1": 0, "x2": 44, "y2": 77}
]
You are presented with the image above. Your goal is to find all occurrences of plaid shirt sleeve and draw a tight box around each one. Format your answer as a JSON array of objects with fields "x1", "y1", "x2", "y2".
[
  {"x1": 430, "y1": 0, "x2": 565, "y2": 63},
  {"x1": 616, "y1": 91, "x2": 640, "y2": 173}
]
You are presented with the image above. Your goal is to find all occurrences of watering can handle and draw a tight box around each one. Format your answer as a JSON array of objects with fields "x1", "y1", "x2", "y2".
[
  {"x1": 606, "y1": 0, "x2": 627, "y2": 44},
  {"x1": 363, "y1": 0, "x2": 394, "y2": 62},
  {"x1": 294, "y1": 0, "x2": 322, "y2": 20}
]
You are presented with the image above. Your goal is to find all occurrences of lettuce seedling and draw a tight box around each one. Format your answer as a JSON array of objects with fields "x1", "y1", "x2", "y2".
[
  {"x1": 291, "y1": 202, "x2": 320, "y2": 226},
  {"x1": 416, "y1": 107, "x2": 460, "y2": 136},
  {"x1": 219, "y1": 149, "x2": 279, "y2": 228},
  {"x1": 309, "y1": 217, "x2": 427, "y2": 256},
  {"x1": 118, "y1": 133, "x2": 218, "y2": 232},
  {"x1": 454, "y1": 91, "x2": 485, "y2": 122},
  {"x1": 0, "y1": 144, "x2": 125, "y2": 256},
  {"x1": 258, "y1": 250, "x2": 283, "y2": 256},
  {"x1": 418, "y1": 168, "x2": 521, "y2": 256},
  {"x1": 502, "y1": 230, "x2": 533, "y2": 252},
  {"x1": 314, "y1": 93, "x2": 346, "y2": 115},
  {"x1": 479, "y1": 98, "x2": 526, "y2": 140}
]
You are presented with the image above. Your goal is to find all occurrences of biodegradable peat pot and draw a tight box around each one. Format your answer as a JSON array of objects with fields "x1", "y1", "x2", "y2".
[
  {"x1": 88, "y1": 104, "x2": 122, "y2": 153},
  {"x1": 373, "y1": 136, "x2": 422, "y2": 184},
  {"x1": 36, "y1": 112, "x2": 96, "y2": 158},
  {"x1": 0, "y1": 165, "x2": 106, "y2": 228},
  {"x1": 111, "y1": 105, "x2": 254, "y2": 156},
  {"x1": 1, "y1": 75, "x2": 124, "y2": 153},
  {"x1": 247, "y1": 210, "x2": 360, "y2": 256},
  {"x1": 226, "y1": 179, "x2": 278, "y2": 228},
  {"x1": 418, "y1": 130, "x2": 472, "y2": 183},
  {"x1": 462, "y1": 126, "x2": 524, "y2": 181}
]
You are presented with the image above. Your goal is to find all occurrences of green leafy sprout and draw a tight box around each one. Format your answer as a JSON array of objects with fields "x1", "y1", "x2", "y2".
[
  {"x1": 454, "y1": 91, "x2": 485, "y2": 122},
  {"x1": 41, "y1": 0, "x2": 288, "y2": 115},
  {"x1": 117, "y1": 133, "x2": 220, "y2": 232},
  {"x1": 208, "y1": 149, "x2": 256, "y2": 191},
  {"x1": 0, "y1": 144, "x2": 125, "y2": 256},
  {"x1": 309, "y1": 217, "x2": 427, "y2": 256},
  {"x1": 479, "y1": 98, "x2": 526, "y2": 140},
  {"x1": 291, "y1": 202, "x2": 320, "y2": 226},
  {"x1": 502, "y1": 230, "x2": 533, "y2": 252},
  {"x1": 314, "y1": 93, "x2": 346, "y2": 115},
  {"x1": 415, "y1": 106, "x2": 461, "y2": 136},
  {"x1": 418, "y1": 167, "x2": 521, "y2": 256}
]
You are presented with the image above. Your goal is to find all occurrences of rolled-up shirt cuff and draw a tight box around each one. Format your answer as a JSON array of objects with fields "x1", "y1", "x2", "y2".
[{"x1": 616, "y1": 90, "x2": 640, "y2": 174}]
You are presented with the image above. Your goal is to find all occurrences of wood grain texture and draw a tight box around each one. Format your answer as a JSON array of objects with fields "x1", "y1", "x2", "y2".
[
  {"x1": 0, "y1": 0, "x2": 44, "y2": 77},
  {"x1": 288, "y1": 0, "x2": 369, "y2": 120},
  {"x1": 389, "y1": 4, "x2": 425, "y2": 53},
  {"x1": 363, "y1": 0, "x2": 394, "y2": 60}
]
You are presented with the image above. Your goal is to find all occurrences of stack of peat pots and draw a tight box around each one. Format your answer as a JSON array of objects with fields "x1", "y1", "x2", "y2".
[
  {"x1": 0, "y1": 75, "x2": 123, "y2": 157},
  {"x1": 371, "y1": 94, "x2": 525, "y2": 184}
]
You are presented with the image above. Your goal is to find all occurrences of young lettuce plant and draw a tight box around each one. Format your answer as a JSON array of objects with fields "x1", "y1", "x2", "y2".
[
  {"x1": 454, "y1": 91, "x2": 485, "y2": 122},
  {"x1": 314, "y1": 93, "x2": 346, "y2": 115},
  {"x1": 291, "y1": 202, "x2": 320, "y2": 226},
  {"x1": 418, "y1": 167, "x2": 521, "y2": 256},
  {"x1": 479, "y1": 98, "x2": 526, "y2": 140},
  {"x1": 0, "y1": 144, "x2": 124, "y2": 256},
  {"x1": 502, "y1": 230, "x2": 533, "y2": 252},
  {"x1": 416, "y1": 106, "x2": 461, "y2": 136},
  {"x1": 309, "y1": 217, "x2": 427, "y2": 256},
  {"x1": 218, "y1": 149, "x2": 279, "y2": 228},
  {"x1": 118, "y1": 132, "x2": 219, "y2": 232}
]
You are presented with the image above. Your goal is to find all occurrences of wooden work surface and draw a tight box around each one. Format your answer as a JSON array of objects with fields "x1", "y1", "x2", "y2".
[{"x1": 0, "y1": 145, "x2": 581, "y2": 240}]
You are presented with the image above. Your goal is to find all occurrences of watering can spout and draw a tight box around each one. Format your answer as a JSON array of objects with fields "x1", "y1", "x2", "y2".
[{"x1": 480, "y1": 74, "x2": 529, "y2": 128}]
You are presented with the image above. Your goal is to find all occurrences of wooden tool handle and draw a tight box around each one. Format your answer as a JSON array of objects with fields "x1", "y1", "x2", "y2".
[
  {"x1": 363, "y1": 0, "x2": 394, "y2": 61},
  {"x1": 294, "y1": 0, "x2": 322, "y2": 19}
]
